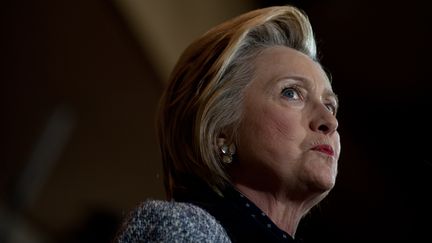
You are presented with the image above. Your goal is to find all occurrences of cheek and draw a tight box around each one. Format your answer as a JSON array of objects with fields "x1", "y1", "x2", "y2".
[
  {"x1": 335, "y1": 133, "x2": 341, "y2": 156},
  {"x1": 329, "y1": 132, "x2": 341, "y2": 165},
  {"x1": 268, "y1": 111, "x2": 296, "y2": 140},
  {"x1": 240, "y1": 106, "x2": 301, "y2": 154},
  {"x1": 265, "y1": 111, "x2": 298, "y2": 143}
]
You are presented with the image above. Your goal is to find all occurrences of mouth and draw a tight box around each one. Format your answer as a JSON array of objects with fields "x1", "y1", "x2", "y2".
[{"x1": 311, "y1": 144, "x2": 335, "y2": 157}]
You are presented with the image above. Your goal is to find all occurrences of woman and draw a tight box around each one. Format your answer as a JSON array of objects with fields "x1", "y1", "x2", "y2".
[{"x1": 116, "y1": 5, "x2": 340, "y2": 243}]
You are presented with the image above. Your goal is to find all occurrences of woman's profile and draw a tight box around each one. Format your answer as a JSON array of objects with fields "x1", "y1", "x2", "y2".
[{"x1": 116, "y1": 5, "x2": 340, "y2": 242}]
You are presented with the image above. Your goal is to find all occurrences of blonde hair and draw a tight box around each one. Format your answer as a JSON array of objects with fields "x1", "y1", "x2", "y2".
[{"x1": 157, "y1": 5, "x2": 317, "y2": 198}]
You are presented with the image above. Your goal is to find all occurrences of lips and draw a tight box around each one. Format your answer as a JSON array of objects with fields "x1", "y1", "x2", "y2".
[{"x1": 311, "y1": 144, "x2": 335, "y2": 156}]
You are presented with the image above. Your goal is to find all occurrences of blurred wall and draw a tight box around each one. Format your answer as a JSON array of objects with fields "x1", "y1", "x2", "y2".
[
  {"x1": 113, "y1": 0, "x2": 255, "y2": 81},
  {"x1": 1, "y1": 1, "x2": 165, "y2": 242}
]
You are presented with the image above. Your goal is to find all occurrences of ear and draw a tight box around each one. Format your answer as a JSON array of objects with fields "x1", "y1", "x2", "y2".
[
  {"x1": 216, "y1": 126, "x2": 237, "y2": 148},
  {"x1": 217, "y1": 137, "x2": 227, "y2": 148},
  {"x1": 216, "y1": 128, "x2": 231, "y2": 147}
]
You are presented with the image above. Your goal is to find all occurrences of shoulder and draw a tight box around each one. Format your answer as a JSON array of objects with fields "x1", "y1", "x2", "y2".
[{"x1": 115, "y1": 200, "x2": 231, "y2": 243}]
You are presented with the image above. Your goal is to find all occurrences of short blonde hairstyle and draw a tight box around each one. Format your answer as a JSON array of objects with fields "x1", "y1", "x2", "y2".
[{"x1": 157, "y1": 5, "x2": 318, "y2": 198}]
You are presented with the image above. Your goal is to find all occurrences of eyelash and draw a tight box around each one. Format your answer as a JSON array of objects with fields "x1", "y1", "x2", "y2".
[
  {"x1": 281, "y1": 86, "x2": 338, "y2": 115},
  {"x1": 325, "y1": 103, "x2": 337, "y2": 115},
  {"x1": 281, "y1": 86, "x2": 302, "y2": 100}
]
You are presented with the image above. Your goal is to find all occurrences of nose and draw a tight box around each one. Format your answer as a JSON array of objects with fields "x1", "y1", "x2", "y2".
[{"x1": 310, "y1": 106, "x2": 338, "y2": 135}]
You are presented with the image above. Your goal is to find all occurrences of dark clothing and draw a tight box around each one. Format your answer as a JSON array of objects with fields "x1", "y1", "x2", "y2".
[
  {"x1": 175, "y1": 181, "x2": 301, "y2": 243},
  {"x1": 116, "y1": 177, "x2": 304, "y2": 242}
]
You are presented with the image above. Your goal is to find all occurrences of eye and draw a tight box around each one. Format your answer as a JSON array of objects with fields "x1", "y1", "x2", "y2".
[
  {"x1": 281, "y1": 87, "x2": 301, "y2": 100},
  {"x1": 325, "y1": 103, "x2": 337, "y2": 115}
]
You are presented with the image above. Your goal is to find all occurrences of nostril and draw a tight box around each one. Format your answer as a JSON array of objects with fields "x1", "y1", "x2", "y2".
[{"x1": 318, "y1": 124, "x2": 329, "y2": 133}]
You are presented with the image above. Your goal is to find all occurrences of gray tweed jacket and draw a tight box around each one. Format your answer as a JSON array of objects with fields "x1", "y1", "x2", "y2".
[{"x1": 115, "y1": 200, "x2": 232, "y2": 243}]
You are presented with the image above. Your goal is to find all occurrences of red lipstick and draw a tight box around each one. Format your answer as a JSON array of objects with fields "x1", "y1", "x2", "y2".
[{"x1": 312, "y1": 144, "x2": 334, "y2": 156}]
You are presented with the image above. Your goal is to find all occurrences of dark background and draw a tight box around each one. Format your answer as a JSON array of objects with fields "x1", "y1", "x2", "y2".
[{"x1": 2, "y1": 0, "x2": 431, "y2": 242}]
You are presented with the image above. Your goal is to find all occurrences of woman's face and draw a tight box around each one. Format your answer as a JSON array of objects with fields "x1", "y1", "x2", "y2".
[{"x1": 233, "y1": 46, "x2": 340, "y2": 196}]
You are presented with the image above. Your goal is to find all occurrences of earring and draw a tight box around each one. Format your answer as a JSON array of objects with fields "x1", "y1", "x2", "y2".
[{"x1": 220, "y1": 143, "x2": 236, "y2": 164}]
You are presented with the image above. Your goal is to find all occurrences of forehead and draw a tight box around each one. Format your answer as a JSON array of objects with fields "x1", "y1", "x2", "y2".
[{"x1": 251, "y1": 46, "x2": 332, "y2": 90}]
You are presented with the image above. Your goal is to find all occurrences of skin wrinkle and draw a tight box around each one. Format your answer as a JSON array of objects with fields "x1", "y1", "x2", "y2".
[{"x1": 230, "y1": 45, "x2": 340, "y2": 237}]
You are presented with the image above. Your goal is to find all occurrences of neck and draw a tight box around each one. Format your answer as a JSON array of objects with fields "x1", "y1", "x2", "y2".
[{"x1": 233, "y1": 183, "x2": 327, "y2": 237}]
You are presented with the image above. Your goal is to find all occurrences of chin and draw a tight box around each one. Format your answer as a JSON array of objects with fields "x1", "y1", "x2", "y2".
[
  {"x1": 305, "y1": 158, "x2": 338, "y2": 192},
  {"x1": 318, "y1": 178, "x2": 336, "y2": 191},
  {"x1": 307, "y1": 171, "x2": 337, "y2": 193}
]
